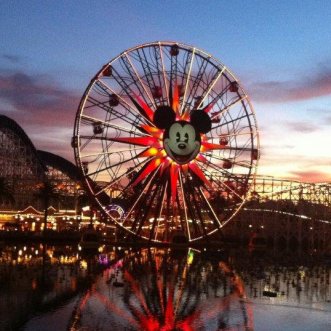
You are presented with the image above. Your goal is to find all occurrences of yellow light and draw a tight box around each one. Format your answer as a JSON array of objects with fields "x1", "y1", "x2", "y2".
[
  {"x1": 187, "y1": 251, "x2": 194, "y2": 265},
  {"x1": 80, "y1": 260, "x2": 88, "y2": 270},
  {"x1": 149, "y1": 147, "x2": 158, "y2": 155}
]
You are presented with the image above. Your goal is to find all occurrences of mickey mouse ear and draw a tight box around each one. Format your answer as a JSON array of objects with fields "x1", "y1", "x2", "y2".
[
  {"x1": 153, "y1": 106, "x2": 176, "y2": 129},
  {"x1": 190, "y1": 109, "x2": 212, "y2": 134}
]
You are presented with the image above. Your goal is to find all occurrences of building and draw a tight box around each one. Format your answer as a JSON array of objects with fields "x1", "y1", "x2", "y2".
[{"x1": 0, "y1": 115, "x2": 91, "y2": 231}]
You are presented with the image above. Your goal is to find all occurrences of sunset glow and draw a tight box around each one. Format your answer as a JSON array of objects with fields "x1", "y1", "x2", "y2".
[{"x1": 0, "y1": 2, "x2": 330, "y2": 183}]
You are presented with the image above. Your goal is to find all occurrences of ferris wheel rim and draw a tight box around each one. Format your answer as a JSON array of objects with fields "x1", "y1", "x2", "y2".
[{"x1": 72, "y1": 41, "x2": 260, "y2": 243}]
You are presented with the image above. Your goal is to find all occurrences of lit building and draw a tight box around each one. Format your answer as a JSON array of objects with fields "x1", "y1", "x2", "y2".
[{"x1": 0, "y1": 114, "x2": 90, "y2": 231}]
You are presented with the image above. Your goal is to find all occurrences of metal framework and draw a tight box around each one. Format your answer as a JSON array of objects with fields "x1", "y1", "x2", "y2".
[
  {"x1": 250, "y1": 175, "x2": 331, "y2": 207},
  {"x1": 246, "y1": 175, "x2": 331, "y2": 225},
  {"x1": 73, "y1": 41, "x2": 259, "y2": 243},
  {"x1": 37, "y1": 150, "x2": 85, "y2": 211},
  {"x1": 0, "y1": 115, "x2": 46, "y2": 209},
  {"x1": 224, "y1": 175, "x2": 331, "y2": 252},
  {"x1": 0, "y1": 115, "x2": 84, "y2": 211}
]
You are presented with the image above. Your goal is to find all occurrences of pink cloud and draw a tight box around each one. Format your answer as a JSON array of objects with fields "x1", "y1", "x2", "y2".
[
  {"x1": 323, "y1": 115, "x2": 331, "y2": 124},
  {"x1": 289, "y1": 170, "x2": 331, "y2": 183},
  {"x1": 249, "y1": 64, "x2": 331, "y2": 103},
  {"x1": 283, "y1": 121, "x2": 319, "y2": 133},
  {"x1": 0, "y1": 69, "x2": 80, "y2": 161},
  {"x1": 0, "y1": 70, "x2": 80, "y2": 126}
]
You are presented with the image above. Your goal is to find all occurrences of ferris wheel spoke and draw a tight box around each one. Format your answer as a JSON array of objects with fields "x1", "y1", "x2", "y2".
[
  {"x1": 78, "y1": 135, "x2": 96, "y2": 151},
  {"x1": 79, "y1": 135, "x2": 158, "y2": 149},
  {"x1": 80, "y1": 147, "x2": 146, "y2": 159},
  {"x1": 220, "y1": 128, "x2": 256, "y2": 155},
  {"x1": 198, "y1": 83, "x2": 232, "y2": 118},
  {"x1": 184, "y1": 175, "x2": 207, "y2": 238},
  {"x1": 178, "y1": 171, "x2": 191, "y2": 241},
  {"x1": 200, "y1": 140, "x2": 254, "y2": 156},
  {"x1": 198, "y1": 159, "x2": 247, "y2": 188},
  {"x1": 85, "y1": 94, "x2": 144, "y2": 128},
  {"x1": 216, "y1": 179, "x2": 246, "y2": 202},
  {"x1": 94, "y1": 80, "x2": 153, "y2": 126},
  {"x1": 204, "y1": 145, "x2": 256, "y2": 153},
  {"x1": 213, "y1": 113, "x2": 251, "y2": 130},
  {"x1": 83, "y1": 143, "x2": 126, "y2": 171},
  {"x1": 197, "y1": 164, "x2": 247, "y2": 201},
  {"x1": 181, "y1": 177, "x2": 200, "y2": 237},
  {"x1": 108, "y1": 66, "x2": 154, "y2": 126},
  {"x1": 198, "y1": 187, "x2": 222, "y2": 229},
  {"x1": 217, "y1": 181, "x2": 245, "y2": 201},
  {"x1": 203, "y1": 152, "x2": 253, "y2": 169},
  {"x1": 118, "y1": 54, "x2": 155, "y2": 109},
  {"x1": 94, "y1": 157, "x2": 151, "y2": 196},
  {"x1": 209, "y1": 131, "x2": 252, "y2": 140},
  {"x1": 179, "y1": 48, "x2": 195, "y2": 115},
  {"x1": 88, "y1": 157, "x2": 108, "y2": 182},
  {"x1": 190, "y1": 182, "x2": 209, "y2": 238},
  {"x1": 125, "y1": 53, "x2": 156, "y2": 108},
  {"x1": 86, "y1": 151, "x2": 150, "y2": 178},
  {"x1": 184, "y1": 58, "x2": 209, "y2": 110},
  {"x1": 196, "y1": 66, "x2": 226, "y2": 110},
  {"x1": 180, "y1": 174, "x2": 197, "y2": 237},
  {"x1": 149, "y1": 179, "x2": 168, "y2": 241},
  {"x1": 122, "y1": 169, "x2": 160, "y2": 233},
  {"x1": 81, "y1": 114, "x2": 148, "y2": 137},
  {"x1": 211, "y1": 95, "x2": 247, "y2": 121},
  {"x1": 133, "y1": 47, "x2": 163, "y2": 105},
  {"x1": 224, "y1": 110, "x2": 250, "y2": 147},
  {"x1": 159, "y1": 43, "x2": 170, "y2": 105},
  {"x1": 152, "y1": 181, "x2": 168, "y2": 241},
  {"x1": 134, "y1": 182, "x2": 160, "y2": 237}
]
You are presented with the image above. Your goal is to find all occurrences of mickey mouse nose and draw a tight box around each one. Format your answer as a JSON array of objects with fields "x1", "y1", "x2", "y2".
[{"x1": 178, "y1": 143, "x2": 186, "y2": 150}]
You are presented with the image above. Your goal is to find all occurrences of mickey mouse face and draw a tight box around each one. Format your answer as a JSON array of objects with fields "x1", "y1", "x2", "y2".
[
  {"x1": 164, "y1": 121, "x2": 201, "y2": 164},
  {"x1": 153, "y1": 105, "x2": 212, "y2": 165}
]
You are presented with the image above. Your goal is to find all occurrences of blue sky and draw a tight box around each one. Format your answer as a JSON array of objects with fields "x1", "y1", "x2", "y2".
[{"x1": 1, "y1": 0, "x2": 331, "y2": 182}]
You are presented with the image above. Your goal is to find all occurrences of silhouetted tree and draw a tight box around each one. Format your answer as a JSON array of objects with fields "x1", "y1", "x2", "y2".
[
  {"x1": 35, "y1": 181, "x2": 59, "y2": 235},
  {"x1": 0, "y1": 177, "x2": 15, "y2": 207}
]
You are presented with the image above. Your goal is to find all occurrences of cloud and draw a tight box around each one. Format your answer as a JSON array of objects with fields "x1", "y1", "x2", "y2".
[
  {"x1": 0, "y1": 69, "x2": 80, "y2": 127},
  {"x1": 249, "y1": 63, "x2": 331, "y2": 103},
  {"x1": 1, "y1": 54, "x2": 21, "y2": 64},
  {"x1": 283, "y1": 121, "x2": 319, "y2": 133},
  {"x1": 289, "y1": 170, "x2": 331, "y2": 183},
  {"x1": 0, "y1": 69, "x2": 80, "y2": 160},
  {"x1": 323, "y1": 115, "x2": 331, "y2": 125}
]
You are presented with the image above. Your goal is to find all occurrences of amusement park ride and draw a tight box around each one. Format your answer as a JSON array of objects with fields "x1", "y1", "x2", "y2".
[{"x1": 72, "y1": 41, "x2": 260, "y2": 243}]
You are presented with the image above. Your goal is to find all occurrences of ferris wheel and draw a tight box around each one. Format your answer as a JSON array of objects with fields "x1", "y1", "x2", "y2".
[{"x1": 72, "y1": 41, "x2": 259, "y2": 243}]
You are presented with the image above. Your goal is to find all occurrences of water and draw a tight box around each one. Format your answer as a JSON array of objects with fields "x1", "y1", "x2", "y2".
[{"x1": 0, "y1": 244, "x2": 330, "y2": 330}]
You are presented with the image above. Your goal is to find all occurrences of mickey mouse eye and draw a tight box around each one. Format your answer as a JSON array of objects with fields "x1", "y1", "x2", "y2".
[
  {"x1": 176, "y1": 132, "x2": 180, "y2": 142},
  {"x1": 184, "y1": 133, "x2": 189, "y2": 143}
]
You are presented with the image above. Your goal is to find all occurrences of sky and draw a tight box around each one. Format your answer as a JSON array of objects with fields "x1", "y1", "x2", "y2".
[{"x1": 0, "y1": 0, "x2": 331, "y2": 183}]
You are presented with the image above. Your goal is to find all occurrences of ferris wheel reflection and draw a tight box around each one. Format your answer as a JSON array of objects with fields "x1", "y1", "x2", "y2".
[{"x1": 68, "y1": 248, "x2": 254, "y2": 331}]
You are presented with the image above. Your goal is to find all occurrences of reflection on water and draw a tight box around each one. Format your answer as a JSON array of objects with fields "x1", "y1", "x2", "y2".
[
  {"x1": 68, "y1": 248, "x2": 253, "y2": 331},
  {"x1": 0, "y1": 244, "x2": 330, "y2": 331},
  {"x1": 0, "y1": 244, "x2": 107, "y2": 331}
]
